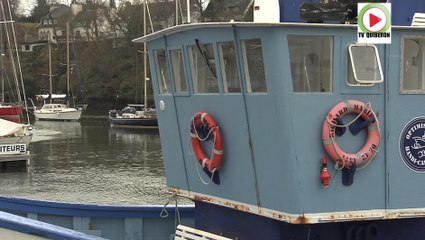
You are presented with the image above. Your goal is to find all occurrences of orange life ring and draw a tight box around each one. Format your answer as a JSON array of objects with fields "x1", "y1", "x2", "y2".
[
  {"x1": 190, "y1": 112, "x2": 223, "y2": 172},
  {"x1": 322, "y1": 100, "x2": 380, "y2": 168}
]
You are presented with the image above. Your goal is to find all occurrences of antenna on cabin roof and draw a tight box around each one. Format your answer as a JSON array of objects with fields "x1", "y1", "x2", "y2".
[{"x1": 300, "y1": 0, "x2": 387, "y2": 23}]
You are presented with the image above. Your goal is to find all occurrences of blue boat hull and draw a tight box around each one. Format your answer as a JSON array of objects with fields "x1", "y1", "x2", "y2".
[
  {"x1": 0, "y1": 196, "x2": 194, "y2": 240},
  {"x1": 196, "y1": 201, "x2": 425, "y2": 240}
]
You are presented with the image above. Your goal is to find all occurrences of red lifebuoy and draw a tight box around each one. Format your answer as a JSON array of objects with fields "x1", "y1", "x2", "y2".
[
  {"x1": 322, "y1": 100, "x2": 380, "y2": 168},
  {"x1": 190, "y1": 112, "x2": 223, "y2": 172}
]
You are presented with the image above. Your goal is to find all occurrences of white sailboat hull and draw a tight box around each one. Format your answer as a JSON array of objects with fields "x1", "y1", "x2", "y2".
[
  {"x1": 0, "y1": 134, "x2": 32, "y2": 146},
  {"x1": 0, "y1": 119, "x2": 32, "y2": 161},
  {"x1": 34, "y1": 108, "x2": 82, "y2": 121},
  {"x1": 34, "y1": 110, "x2": 81, "y2": 121}
]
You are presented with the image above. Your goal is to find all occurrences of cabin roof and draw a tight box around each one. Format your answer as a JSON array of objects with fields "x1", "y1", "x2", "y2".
[{"x1": 132, "y1": 22, "x2": 424, "y2": 44}]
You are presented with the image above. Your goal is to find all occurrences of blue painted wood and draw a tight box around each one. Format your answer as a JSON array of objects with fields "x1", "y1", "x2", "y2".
[
  {"x1": 0, "y1": 196, "x2": 194, "y2": 240},
  {"x1": 73, "y1": 217, "x2": 102, "y2": 237},
  {"x1": 73, "y1": 217, "x2": 90, "y2": 230},
  {"x1": 134, "y1": 2, "x2": 425, "y2": 238},
  {"x1": 141, "y1": 22, "x2": 425, "y2": 221},
  {"x1": 27, "y1": 213, "x2": 37, "y2": 220},
  {"x1": 0, "y1": 211, "x2": 107, "y2": 240},
  {"x1": 124, "y1": 218, "x2": 143, "y2": 240},
  {"x1": 386, "y1": 29, "x2": 425, "y2": 210},
  {"x1": 0, "y1": 195, "x2": 194, "y2": 218}
]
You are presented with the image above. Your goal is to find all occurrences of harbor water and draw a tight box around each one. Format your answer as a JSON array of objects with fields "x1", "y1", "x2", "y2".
[{"x1": 0, "y1": 118, "x2": 172, "y2": 205}]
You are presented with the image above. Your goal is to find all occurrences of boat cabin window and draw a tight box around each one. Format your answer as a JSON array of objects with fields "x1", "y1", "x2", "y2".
[
  {"x1": 189, "y1": 42, "x2": 219, "y2": 93},
  {"x1": 241, "y1": 39, "x2": 267, "y2": 93},
  {"x1": 170, "y1": 49, "x2": 188, "y2": 93},
  {"x1": 288, "y1": 35, "x2": 333, "y2": 92},
  {"x1": 154, "y1": 49, "x2": 170, "y2": 94},
  {"x1": 219, "y1": 41, "x2": 241, "y2": 93},
  {"x1": 401, "y1": 37, "x2": 425, "y2": 93},
  {"x1": 347, "y1": 43, "x2": 383, "y2": 85}
]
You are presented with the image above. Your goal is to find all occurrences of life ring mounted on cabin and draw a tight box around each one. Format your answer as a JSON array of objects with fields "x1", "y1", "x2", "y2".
[
  {"x1": 322, "y1": 100, "x2": 381, "y2": 169},
  {"x1": 190, "y1": 112, "x2": 224, "y2": 173}
]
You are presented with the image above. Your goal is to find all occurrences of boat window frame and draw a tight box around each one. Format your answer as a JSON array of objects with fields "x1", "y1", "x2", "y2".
[
  {"x1": 287, "y1": 34, "x2": 334, "y2": 93},
  {"x1": 400, "y1": 35, "x2": 425, "y2": 94},
  {"x1": 240, "y1": 38, "x2": 267, "y2": 93},
  {"x1": 169, "y1": 47, "x2": 189, "y2": 95},
  {"x1": 153, "y1": 48, "x2": 171, "y2": 95},
  {"x1": 347, "y1": 43, "x2": 384, "y2": 85},
  {"x1": 187, "y1": 41, "x2": 220, "y2": 94},
  {"x1": 217, "y1": 41, "x2": 242, "y2": 94}
]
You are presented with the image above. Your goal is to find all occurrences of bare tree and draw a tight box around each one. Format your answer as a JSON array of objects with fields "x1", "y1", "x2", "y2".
[{"x1": 3, "y1": 0, "x2": 21, "y2": 18}]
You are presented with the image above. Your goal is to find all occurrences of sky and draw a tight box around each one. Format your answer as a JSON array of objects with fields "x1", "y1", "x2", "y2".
[
  {"x1": 19, "y1": 0, "x2": 37, "y2": 16},
  {"x1": 18, "y1": 0, "x2": 210, "y2": 17},
  {"x1": 19, "y1": 0, "x2": 130, "y2": 16},
  {"x1": 19, "y1": 0, "x2": 72, "y2": 16}
]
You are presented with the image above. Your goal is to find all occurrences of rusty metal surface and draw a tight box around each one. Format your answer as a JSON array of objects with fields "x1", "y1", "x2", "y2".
[{"x1": 169, "y1": 187, "x2": 425, "y2": 224}]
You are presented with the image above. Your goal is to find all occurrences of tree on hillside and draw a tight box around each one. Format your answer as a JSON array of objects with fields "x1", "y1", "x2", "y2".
[
  {"x1": 20, "y1": 0, "x2": 255, "y2": 113},
  {"x1": 30, "y1": 0, "x2": 49, "y2": 21},
  {"x1": 0, "y1": 0, "x2": 22, "y2": 19}
]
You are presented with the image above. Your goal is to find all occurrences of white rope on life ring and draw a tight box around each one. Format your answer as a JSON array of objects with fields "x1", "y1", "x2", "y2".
[
  {"x1": 322, "y1": 100, "x2": 381, "y2": 168},
  {"x1": 190, "y1": 112, "x2": 224, "y2": 173}
]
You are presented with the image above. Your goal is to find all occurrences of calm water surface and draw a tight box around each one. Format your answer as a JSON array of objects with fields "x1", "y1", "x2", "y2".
[{"x1": 0, "y1": 118, "x2": 170, "y2": 205}]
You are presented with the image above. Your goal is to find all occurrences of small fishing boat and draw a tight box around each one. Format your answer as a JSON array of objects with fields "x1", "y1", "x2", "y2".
[{"x1": 133, "y1": 0, "x2": 425, "y2": 239}]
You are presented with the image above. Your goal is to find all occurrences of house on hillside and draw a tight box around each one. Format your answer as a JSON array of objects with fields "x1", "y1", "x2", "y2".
[
  {"x1": 37, "y1": 1, "x2": 123, "y2": 44},
  {"x1": 15, "y1": 23, "x2": 46, "y2": 53},
  {"x1": 38, "y1": 4, "x2": 73, "y2": 43}
]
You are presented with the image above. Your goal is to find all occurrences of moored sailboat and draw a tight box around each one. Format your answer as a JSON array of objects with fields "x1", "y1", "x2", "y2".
[
  {"x1": 109, "y1": 103, "x2": 157, "y2": 127},
  {"x1": 109, "y1": 0, "x2": 157, "y2": 128},
  {"x1": 34, "y1": 94, "x2": 82, "y2": 121},
  {"x1": 0, "y1": 118, "x2": 31, "y2": 161},
  {"x1": 0, "y1": 0, "x2": 32, "y2": 163},
  {"x1": 0, "y1": 104, "x2": 22, "y2": 123},
  {"x1": 34, "y1": 23, "x2": 83, "y2": 121}
]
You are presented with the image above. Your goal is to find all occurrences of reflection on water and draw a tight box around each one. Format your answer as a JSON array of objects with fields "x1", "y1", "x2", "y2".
[{"x1": 0, "y1": 119, "x2": 169, "y2": 205}]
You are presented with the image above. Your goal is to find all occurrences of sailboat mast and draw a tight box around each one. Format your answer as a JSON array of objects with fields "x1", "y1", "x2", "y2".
[
  {"x1": 143, "y1": 0, "x2": 147, "y2": 112},
  {"x1": 66, "y1": 22, "x2": 70, "y2": 108},
  {"x1": 175, "y1": 0, "x2": 179, "y2": 25},
  {"x1": 0, "y1": 22, "x2": 3, "y2": 103},
  {"x1": 48, "y1": 41, "x2": 52, "y2": 104},
  {"x1": 187, "y1": 0, "x2": 190, "y2": 23}
]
